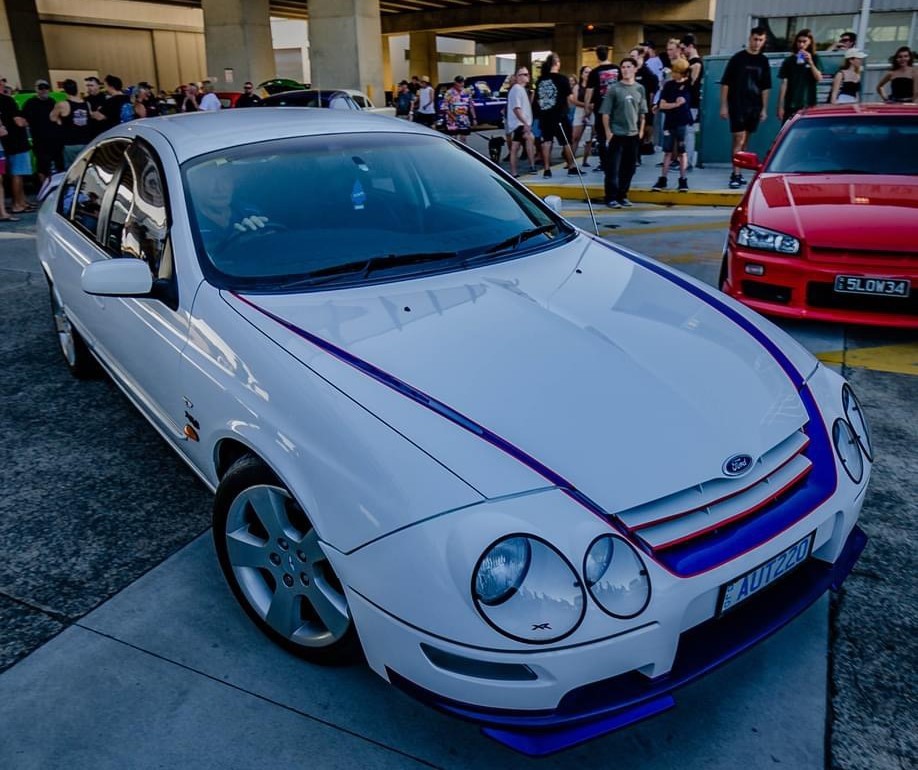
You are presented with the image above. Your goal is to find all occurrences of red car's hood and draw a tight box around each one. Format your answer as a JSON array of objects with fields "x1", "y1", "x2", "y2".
[{"x1": 747, "y1": 174, "x2": 918, "y2": 253}]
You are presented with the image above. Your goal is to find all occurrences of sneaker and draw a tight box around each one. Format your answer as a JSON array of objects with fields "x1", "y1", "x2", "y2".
[
  {"x1": 728, "y1": 173, "x2": 741, "y2": 189},
  {"x1": 669, "y1": 160, "x2": 680, "y2": 170},
  {"x1": 678, "y1": 177, "x2": 689, "y2": 192},
  {"x1": 618, "y1": 198, "x2": 633, "y2": 207},
  {"x1": 543, "y1": 169, "x2": 552, "y2": 178},
  {"x1": 594, "y1": 166, "x2": 604, "y2": 173},
  {"x1": 652, "y1": 176, "x2": 667, "y2": 192},
  {"x1": 582, "y1": 161, "x2": 591, "y2": 168},
  {"x1": 606, "y1": 200, "x2": 621, "y2": 209},
  {"x1": 567, "y1": 167, "x2": 579, "y2": 175},
  {"x1": 738, "y1": 174, "x2": 748, "y2": 185},
  {"x1": 528, "y1": 166, "x2": 538, "y2": 173}
]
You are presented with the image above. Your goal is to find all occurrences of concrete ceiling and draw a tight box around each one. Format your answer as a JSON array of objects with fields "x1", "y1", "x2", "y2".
[{"x1": 156, "y1": 0, "x2": 712, "y2": 45}]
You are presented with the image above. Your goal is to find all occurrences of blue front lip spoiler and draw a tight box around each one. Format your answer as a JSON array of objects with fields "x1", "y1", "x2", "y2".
[{"x1": 388, "y1": 525, "x2": 867, "y2": 757}]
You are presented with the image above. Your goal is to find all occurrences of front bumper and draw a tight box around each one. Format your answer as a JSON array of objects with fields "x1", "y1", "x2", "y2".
[
  {"x1": 725, "y1": 246, "x2": 918, "y2": 328},
  {"x1": 387, "y1": 525, "x2": 867, "y2": 756}
]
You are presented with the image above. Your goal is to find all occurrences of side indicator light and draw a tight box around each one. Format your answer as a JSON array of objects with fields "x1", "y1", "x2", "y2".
[
  {"x1": 745, "y1": 264, "x2": 765, "y2": 276},
  {"x1": 183, "y1": 425, "x2": 200, "y2": 442}
]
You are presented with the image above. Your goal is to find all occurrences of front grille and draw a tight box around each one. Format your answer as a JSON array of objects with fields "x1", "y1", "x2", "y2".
[
  {"x1": 808, "y1": 246, "x2": 915, "y2": 265},
  {"x1": 807, "y1": 282, "x2": 918, "y2": 316},
  {"x1": 742, "y1": 280, "x2": 791, "y2": 303},
  {"x1": 618, "y1": 428, "x2": 815, "y2": 576}
]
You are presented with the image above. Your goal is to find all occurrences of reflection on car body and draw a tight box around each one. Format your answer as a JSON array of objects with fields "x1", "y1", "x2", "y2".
[
  {"x1": 722, "y1": 103, "x2": 918, "y2": 328},
  {"x1": 38, "y1": 109, "x2": 869, "y2": 756}
]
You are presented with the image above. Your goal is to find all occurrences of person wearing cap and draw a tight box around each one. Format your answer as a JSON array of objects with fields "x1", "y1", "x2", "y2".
[
  {"x1": 441, "y1": 75, "x2": 477, "y2": 144},
  {"x1": 413, "y1": 75, "x2": 436, "y2": 127},
  {"x1": 50, "y1": 78, "x2": 93, "y2": 166},
  {"x1": 134, "y1": 82, "x2": 161, "y2": 118},
  {"x1": 235, "y1": 81, "x2": 262, "y2": 108},
  {"x1": 23, "y1": 79, "x2": 64, "y2": 185},
  {"x1": 831, "y1": 49, "x2": 867, "y2": 103}
]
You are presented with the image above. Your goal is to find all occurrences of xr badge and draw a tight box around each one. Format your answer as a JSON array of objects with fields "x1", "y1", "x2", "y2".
[{"x1": 531, "y1": 622, "x2": 552, "y2": 631}]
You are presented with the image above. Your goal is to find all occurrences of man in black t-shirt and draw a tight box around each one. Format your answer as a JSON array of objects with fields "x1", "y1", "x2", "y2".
[
  {"x1": 719, "y1": 27, "x2": 771, "y2": 188},
  {"x1": 534, "y1": 52, "x2": 575, "y2": 177},
  {"x1": 91, "y1": 74, "x2": 130, "y2": 133},
  {"x1": 681, "y1": 34, "x2": 704, "y2": 169},
  {"x1": 22, "y1": 79, "x2": 64, "y2": 182},
  {"x1": 583, "y1": 45, "x2": 621, "y2": 171},
  {"x1": 0, "y1": 89, "x2": 33, "y2": 213},
  {"x1": 83, "y1": 77, "x2": 107, "y2": 138},
  {"x1": 235, "y1": 82, "x2": 262, "y2": 108}
]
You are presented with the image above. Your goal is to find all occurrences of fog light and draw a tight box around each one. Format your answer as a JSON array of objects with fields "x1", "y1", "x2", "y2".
[{"x1": 745, "y1": 264, "x2": 765, "y2": 276}]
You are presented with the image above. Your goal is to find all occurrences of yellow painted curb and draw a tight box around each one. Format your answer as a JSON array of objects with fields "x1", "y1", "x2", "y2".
[
  {"x1": 817, "y1": 343, "x2": 918, "y2": 377},
  {"x1": 524, "y1": 182, "x2": 741, "y2": 208}
]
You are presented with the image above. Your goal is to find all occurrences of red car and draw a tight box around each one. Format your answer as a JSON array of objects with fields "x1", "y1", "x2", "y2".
[{"x1": 721, "y1": 103, "x2": 918, "y2": 328}]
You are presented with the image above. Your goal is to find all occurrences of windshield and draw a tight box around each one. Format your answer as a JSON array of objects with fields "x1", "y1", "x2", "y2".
[
  {"x1": 183, "y1": 132, "x2": 570, "y2": 291},
  {"x1": 766, "y1": 114, "x2": 918, "y2": 175}
]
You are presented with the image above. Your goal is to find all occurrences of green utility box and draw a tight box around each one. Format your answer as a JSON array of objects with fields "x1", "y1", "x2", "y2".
[{"x1": 697, "y1": 51, "x2": 844, "y2": 166}]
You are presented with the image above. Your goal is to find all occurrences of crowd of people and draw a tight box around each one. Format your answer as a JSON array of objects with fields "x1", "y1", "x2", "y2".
[{"x1": 2, "y1": 33, "x2": 917, "y2": 222}]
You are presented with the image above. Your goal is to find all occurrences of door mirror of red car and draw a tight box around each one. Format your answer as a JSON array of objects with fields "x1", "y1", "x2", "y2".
[{"x1": 733, "y1": 151, "x2": 761, "y2": 171}]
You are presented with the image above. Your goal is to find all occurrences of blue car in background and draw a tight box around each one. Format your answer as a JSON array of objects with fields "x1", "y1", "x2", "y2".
[{"x1": 435, "y1": 74, "x2": 509, "y2": 130}]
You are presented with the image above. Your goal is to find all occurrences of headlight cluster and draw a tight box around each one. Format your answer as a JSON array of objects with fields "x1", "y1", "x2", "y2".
[
  {"x1": 737, "y1": 224, "x2": 800, "y2": 254},
  {"x1": 472, "y1": 533, "x2": 650, "y2": 643},
  {"x1": 832, "y1": 384, "x2": 872, "y2": 483}
]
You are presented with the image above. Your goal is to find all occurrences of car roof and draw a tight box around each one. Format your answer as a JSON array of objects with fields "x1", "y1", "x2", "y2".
[
  {"x1": 123, "y1": 108, "x2": 432, "y2": 163},
  {"x1": 795, "y1": 102, "x2": 918, "y2": 119}
]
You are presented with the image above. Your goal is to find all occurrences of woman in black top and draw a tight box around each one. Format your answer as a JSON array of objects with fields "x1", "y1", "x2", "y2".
[
  {"x1": 830, "y1": 49, "x2": 866, "y2": 104},
  {"x1": 876, "y1": 46, "x2": 918, "y2": 103}
]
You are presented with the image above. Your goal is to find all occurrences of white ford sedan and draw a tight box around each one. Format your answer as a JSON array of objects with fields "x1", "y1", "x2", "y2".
[{"x1": 39, "y1": 109, "x2": 870, "y2": 756}]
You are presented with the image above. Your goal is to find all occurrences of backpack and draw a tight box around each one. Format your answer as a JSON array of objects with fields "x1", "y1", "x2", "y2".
[{"x1": 120, "y1": 101, "x2": 135, "y2": 123}]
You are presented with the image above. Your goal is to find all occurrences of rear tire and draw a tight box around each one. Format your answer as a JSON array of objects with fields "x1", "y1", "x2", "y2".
[
  {"x1": 48, "y1": 280, "x2": 100, "y2": 379},
  {"x1": 213, "y1": 455, "x2": 361, "y2": 666}
]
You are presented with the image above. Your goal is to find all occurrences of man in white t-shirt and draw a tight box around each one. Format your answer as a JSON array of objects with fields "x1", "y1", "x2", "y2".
[
  {"x1": 506, "y1": 67, "x2": 537, "y2": 177},
  {"x1": 199, "y1": 80, "x2": 221, "y2": 111},
  {"x1": 413, "y1": 75, "x2": 436, "y2": 127}
]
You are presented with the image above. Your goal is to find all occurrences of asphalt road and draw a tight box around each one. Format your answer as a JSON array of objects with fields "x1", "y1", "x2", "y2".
[{"x1": 0, "y1": 206, "x2": 914, "y2": 769}]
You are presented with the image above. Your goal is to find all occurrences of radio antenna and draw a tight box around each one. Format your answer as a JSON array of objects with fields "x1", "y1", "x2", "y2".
[{"x1": 558, "y1": 122, "x2": 600, "y2": 236}]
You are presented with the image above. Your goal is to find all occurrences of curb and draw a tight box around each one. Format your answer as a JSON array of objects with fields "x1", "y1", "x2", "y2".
[{"x1": 523, "y1": 182, "x2": 742, "y2": 208}]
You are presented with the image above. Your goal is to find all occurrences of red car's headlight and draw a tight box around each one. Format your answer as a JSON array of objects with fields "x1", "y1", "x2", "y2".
[{"x1": 737, "y1": 224, "x2": 800, "y2": 255}]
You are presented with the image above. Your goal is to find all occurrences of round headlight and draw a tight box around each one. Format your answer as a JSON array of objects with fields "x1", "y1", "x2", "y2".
[
  {"x1": 584, "y1": 536, "x2": 651, "y2": 618},
  {"x1": 472, "y1": 535, "x2": 585, "y2": 644},
  {"x1": 474, "y1": 536, "x2": 531, "y2": 606},
  {"x1": 842, "y1": 384, "x2": 872, "y2": 461},
  {"x1": 833, "y1": 418, "x2": 864, "y2": 483}
]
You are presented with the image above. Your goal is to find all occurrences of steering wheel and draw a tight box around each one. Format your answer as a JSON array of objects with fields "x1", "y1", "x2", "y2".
[{"x1": 214, "y1": 219, "x2": 290, "y2": 257}]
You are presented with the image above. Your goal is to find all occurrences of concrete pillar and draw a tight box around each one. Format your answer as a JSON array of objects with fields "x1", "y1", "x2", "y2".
[
  {"x1": 2, "y1": 0, "x2": 47, "y2": 88},
  {"x1": 613, "y1": 23, "x2": 645, "y2": 58},
  {"x1": 552, "y1": 23, "x2": 582, "y2": 79},
  {"x1": 514, "y1": 52, "x2": 532, "y2": 78},
  {"x1": 408, "y1": 31, "x2": 438, "y2": 84},
  {"x1": 309, "y1": 0, "x2": 384, "y2": 103},
  {"x1": 201, "y1": 0, "x2": 274, "y2": 88},
  {"x1": 381, "y1": 34, "x2": 392, "y2": 93}
]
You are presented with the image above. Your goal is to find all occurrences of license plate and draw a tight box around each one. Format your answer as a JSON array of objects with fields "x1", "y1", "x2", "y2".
[
  {"x1": 719, "y1": 534, "x2": 814, "y2": 613},
  {"x1": 834, "y1": 275, "x2": 910, "y2": 297}
]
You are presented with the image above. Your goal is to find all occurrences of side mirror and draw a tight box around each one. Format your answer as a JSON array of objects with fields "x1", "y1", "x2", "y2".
[
  {"x1": 733, "y1": 151, "x2": 762, "y2": 171},
  {"x1": 82, "y1": 258, "x2": 153, "y2": 296},
  {"x1": 544, "y1": 195, "x2": 563, "y2": 214}
]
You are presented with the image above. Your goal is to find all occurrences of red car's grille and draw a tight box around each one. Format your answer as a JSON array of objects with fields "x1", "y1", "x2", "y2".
[
  {"x1": 618, "y1": 429, "x2": 812, "y2": 560},
  {"x1": 807, "y1": 246, "x2": 916, "y2": 265}
]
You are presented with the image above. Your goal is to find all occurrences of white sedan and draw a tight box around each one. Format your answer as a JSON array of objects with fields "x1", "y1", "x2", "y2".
[{"x1": 38, "y1": 109, "x2": 870, "y2": 756}]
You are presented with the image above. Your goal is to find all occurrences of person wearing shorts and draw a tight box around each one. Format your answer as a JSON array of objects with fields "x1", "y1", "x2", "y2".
[
  {"x1": 653, "y1": 58, "x2": 693, "y2": 192},
  {"x1": 720, "y1": 26, "x2": 772, "y2": 188},
  {"x1": 534, "y1": 53, "x2": 575, "y2": 177}
]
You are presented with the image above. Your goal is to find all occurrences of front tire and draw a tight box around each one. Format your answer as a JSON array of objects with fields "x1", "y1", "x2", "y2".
[
  {"x1": 718, "y1": 253, "x2": 729, "y2": 292},
  {"x1": 48, "y1": 281, "x2": 100, "y2": 379},
  {"x1": 213, "y1": 455, "x2": 360, "y2": 665}
]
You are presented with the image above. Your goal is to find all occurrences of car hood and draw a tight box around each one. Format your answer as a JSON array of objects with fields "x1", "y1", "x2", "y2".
[
  {"x1": 748, "y1": 173, "x2": 918, "y2": 253},
  {"x1": 228, "y1": 238, "x2": 808, "y2": 514}
]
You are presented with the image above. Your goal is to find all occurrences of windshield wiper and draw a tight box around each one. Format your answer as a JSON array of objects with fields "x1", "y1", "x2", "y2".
[
  {"x1": 275, "y1": 251, "x2": 461, "y2": 290},
  {"x1": 482, "y1": 223, "x2": 560, "y2": 257}
]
